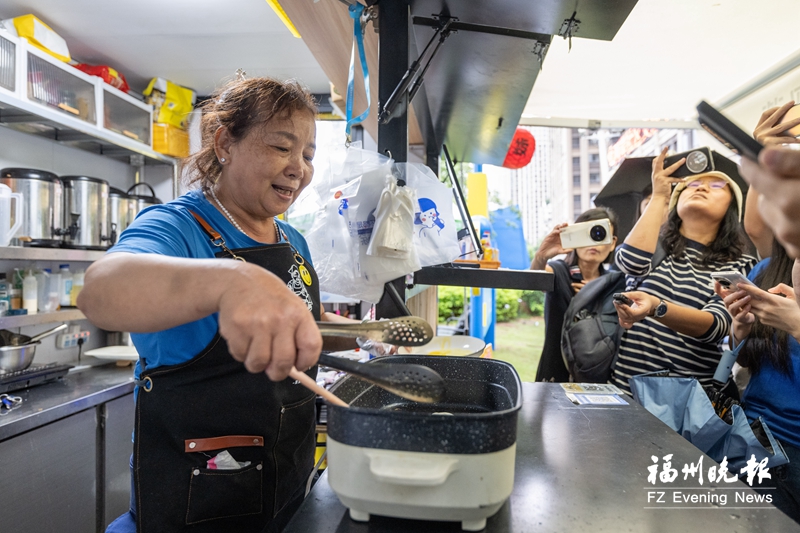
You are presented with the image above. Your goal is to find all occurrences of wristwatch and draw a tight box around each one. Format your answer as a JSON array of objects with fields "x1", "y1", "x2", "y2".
[{"x1": 652, "y1": 299, "x2": 668, "y2": 318}]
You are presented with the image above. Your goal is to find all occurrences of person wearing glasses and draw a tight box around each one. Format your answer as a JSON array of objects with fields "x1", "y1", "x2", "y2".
[{"x1": 610, "y1": 147, "x2": 757, "y2": 394}]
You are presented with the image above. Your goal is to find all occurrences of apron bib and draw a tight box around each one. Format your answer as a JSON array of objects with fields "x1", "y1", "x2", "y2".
[{"x1": 133, "y1": 212, "x2": 320, "y2": 532}]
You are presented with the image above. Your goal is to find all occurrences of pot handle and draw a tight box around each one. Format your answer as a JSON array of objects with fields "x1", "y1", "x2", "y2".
[
  {"x1": 365, "y1": 450, "x2": 459, "y2": 486},
  {"x1": 27, "y1": 323, "x2": 68, "y2": 344},
  {"x1": 127, "y1": 182, "x2": 157, "y2": 198},
  {"x1": 8, "y1": 191, "x2": 23, "y2": 241}
]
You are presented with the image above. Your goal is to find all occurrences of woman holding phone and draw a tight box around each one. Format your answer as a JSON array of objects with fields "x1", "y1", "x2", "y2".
[
  {"x1": 715, "y1": 240, "x2": 800, "y2": 524},
  {"x1": 611, "y1": 148, "x2": 756, "y2": 394},
  {"x1": 530, "y1": 207, "x2": 618, "y2": 382}
]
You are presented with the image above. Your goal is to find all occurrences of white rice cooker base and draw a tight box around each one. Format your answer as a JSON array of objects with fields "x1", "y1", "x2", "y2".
[{"x1": 327, "y1": 437, "x2": 516, "y2": 531}]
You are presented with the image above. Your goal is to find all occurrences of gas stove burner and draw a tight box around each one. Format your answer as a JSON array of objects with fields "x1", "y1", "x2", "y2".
[{"x1": 0, "y1": 363, "x2": 73, "y2": 393}]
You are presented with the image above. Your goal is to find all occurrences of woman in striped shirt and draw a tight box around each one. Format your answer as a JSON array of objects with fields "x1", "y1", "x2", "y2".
[{"x1": 611, "y1": 148, "x2": 757, "y2": 393}]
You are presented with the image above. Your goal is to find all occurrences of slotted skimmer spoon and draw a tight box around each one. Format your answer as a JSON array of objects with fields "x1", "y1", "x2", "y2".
[
  {"x1": 317, "y1": 353, "x2": 445, "y2": 404},
  {"x1": 316, "y1": 316, "x2": 434, "y2": 347},
  {"x1": 314, "y1": 317, "x2": 443, "y2": 403}
]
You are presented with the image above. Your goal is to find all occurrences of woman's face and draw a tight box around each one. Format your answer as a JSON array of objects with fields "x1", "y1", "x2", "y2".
[
  {"x1": 575, "y1": 225, "x2": 617, "y2": 264},
  {"x1": 676, "y1": 175, "x2": 732, "y2": 224},
  {"x1": 219, "y1": 109, "x2": 316, "y2": 218}
]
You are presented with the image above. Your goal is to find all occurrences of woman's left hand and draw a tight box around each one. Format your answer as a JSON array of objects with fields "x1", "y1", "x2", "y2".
[
  {"x1": 571, "y1": 281, "x2": 586, "y2": 294},
  {"x1": 739, "y1": 283, "x2": 800, "y2": 338},
  {"x1": 613, "y1": 291, "x2": 658, "y2": 329}
]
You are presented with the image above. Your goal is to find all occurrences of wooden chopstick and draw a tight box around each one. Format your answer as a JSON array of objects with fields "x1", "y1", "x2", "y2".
[{"x1": 289, "y1": 367, "x2": 349, "y2": 407}]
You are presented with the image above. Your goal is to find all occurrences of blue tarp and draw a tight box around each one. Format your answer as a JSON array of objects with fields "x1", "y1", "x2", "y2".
[{"x1": 489, "y1": 206, "x2": 530, "y2": 270}]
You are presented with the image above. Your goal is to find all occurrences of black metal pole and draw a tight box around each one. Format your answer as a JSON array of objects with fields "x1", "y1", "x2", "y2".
[{"x1": 375, "y1": 0, "x2": 410, "y2": 320}]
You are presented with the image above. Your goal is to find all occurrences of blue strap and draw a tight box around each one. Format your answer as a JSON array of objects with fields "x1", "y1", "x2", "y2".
[{"x1": 345, "y1": 3, "x2": 370, "y2": 138}]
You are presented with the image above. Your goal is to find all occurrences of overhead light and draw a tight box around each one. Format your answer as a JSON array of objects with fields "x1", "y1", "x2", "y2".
[{"x1": 265, "y1": 0, "x2": 301, "y2": 38}]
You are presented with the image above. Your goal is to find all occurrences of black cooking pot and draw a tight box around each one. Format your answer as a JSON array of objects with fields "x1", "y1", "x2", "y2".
[{"x1": 327, "y1": 356, "x2": 522, "y2": 454}]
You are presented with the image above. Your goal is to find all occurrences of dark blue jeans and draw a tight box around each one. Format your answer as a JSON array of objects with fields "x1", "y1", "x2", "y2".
[{"x1": 754, "y1": 441, "x2": 800, "y2": 524}]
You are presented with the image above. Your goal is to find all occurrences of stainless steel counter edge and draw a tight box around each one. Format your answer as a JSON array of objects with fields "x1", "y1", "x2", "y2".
[{"x1": 0, "y1": 364, "x2": 135, "y2": 441}]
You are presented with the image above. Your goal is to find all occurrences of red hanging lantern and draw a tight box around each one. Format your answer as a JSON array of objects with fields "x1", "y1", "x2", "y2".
[{"x1": 501, "y1": 128, "x2": 536, "y2": 169}]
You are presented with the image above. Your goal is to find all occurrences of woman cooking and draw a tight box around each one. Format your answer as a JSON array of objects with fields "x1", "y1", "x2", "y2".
[{"x1": 79, "y1": 77, "x2": 353, "y2": 532}]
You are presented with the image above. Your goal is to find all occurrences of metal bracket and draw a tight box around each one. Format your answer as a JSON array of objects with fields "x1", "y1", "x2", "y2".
[
  {"x1": 532, "y1": 41, "x2": 550, "y2": 67},
  {"x1": 558, "y1": 11, "x2": 581, "y2": 51}
]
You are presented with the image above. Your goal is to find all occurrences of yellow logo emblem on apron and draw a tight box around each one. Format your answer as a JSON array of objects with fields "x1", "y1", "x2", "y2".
[{"x1": 299, "y1": 264, "x2": 312, "y2": 286}]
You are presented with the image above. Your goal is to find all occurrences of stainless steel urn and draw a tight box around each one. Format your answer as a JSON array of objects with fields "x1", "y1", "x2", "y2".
[
  {"x1": 0, "y1": 168, "x2": 65, "y2": 247},
  {"x1": 61, "y1": 175, "x2": 113, "y2": 249}
]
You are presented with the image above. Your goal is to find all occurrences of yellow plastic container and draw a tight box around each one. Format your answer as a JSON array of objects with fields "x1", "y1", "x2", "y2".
[{"x1": 152, "y1": 122, "x2": 189, "y2": 158}]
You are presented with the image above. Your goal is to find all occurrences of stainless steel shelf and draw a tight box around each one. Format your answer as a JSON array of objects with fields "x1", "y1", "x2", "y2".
[
  {"x1": 0, "y1": 247, "x2": 106, "y2": 262},
  {"x1": 0, "y1": 309, "x2": 86, "y2": 329},
  {"x1": 0, "y1": 91, "x2": 177, "y2": 166}
]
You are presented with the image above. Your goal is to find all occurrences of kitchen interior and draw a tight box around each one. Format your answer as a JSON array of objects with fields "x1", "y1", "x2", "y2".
[{"x1": 1, "y1": 1, "x2": 800, "y2": 532}]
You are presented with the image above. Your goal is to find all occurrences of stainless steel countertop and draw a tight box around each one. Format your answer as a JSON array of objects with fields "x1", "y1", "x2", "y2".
[
  {"x1": 285, "y1": 382, "x2": 800, "y2": 532},
  {"x1": 0, "y1": 364, "x2": 135, "y2": 441}
]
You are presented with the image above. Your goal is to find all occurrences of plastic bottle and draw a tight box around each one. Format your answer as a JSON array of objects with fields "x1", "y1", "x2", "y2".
[
  {"x1": 59, "y1": 264, "x2": 73, "y2": 307},
  {"x1": 35, "y1": 268, "x2": 51, "y2": 313},
  {"x1": 0, "y1": 273, "x2": 10, "y2": 316},
  {"x1": 48, "y1": 269, "x2": 61, "y2": 312},
  {"x1": 22, "y1": 269, "x2": 38, "y2": 315},
  {"x1": 10, "y1": 267, "x2": 24, "y2": 310},
  {"x1": 70, "y1": 269, "x2": 85, "y2": 307}
]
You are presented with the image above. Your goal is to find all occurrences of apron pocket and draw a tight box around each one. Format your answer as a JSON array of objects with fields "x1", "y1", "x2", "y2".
[
  {"x1": 273, "y1": 394, "x2": 316, "y2": 516},
  {"x1": 186, "y1": 462, "x2": 263, "y2": 525}
]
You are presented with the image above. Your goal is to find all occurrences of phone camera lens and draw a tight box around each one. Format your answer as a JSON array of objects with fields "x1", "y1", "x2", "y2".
[{"x1": 590, "y1": 225, "x2": 606, "y2": 242}]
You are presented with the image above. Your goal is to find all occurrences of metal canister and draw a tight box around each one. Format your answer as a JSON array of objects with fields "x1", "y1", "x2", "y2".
[
  {"x1": 60, "y1": 175, "x2": 112, "y2": 249},
  {"x1": 0, "y1": 168, "x2": 64, "y2": 247},
  {"x1": 108, "y1": 187, "x2": 136, "y2": 243},
  {"x1": 126, "y1": 182, "x2": 162, "y2": 219}
]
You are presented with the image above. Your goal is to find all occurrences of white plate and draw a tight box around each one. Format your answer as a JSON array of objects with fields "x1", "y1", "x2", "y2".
[
  {"x1": 85, "y1": 345, "x2": 139, "y2": 361},
  {"x1": 401, "y1": 336, "x2": 486, "y2": 357}
]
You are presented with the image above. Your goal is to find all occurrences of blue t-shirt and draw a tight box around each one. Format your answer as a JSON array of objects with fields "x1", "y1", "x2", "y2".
[
  {"x1": 741, "y1": 259, "x2": 800, "y2": 449},
  {"x1": 110, "y1": 189, "x2": 313, "y2": 377}
]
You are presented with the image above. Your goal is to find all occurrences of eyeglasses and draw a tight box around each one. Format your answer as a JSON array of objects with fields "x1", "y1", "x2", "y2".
[{"x1": 686, "y1": 179, "x2": 727, "y2": 189}]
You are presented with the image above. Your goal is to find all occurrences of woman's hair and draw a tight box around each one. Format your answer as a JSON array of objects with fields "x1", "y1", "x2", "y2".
[
  {"x1": 183, "y1": 77, "x2": 317, "y2": 189},
  {"x1": 661, "y1": 197, "x2": 746, "y2": 266},
  {"x1": 740, "y1": 240, "x2": 794, "y2": 376},
  {"x1": 635, "y1": 184, "x2": 653, "y2": 220},
  {"x1": 565, "y1": 206, "x2": 619, "y2": 266}
]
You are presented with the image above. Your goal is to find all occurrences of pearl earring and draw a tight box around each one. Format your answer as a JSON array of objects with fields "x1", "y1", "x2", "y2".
[{"x1": 220, "y1": 158, "x2": 226, "y2": 163}]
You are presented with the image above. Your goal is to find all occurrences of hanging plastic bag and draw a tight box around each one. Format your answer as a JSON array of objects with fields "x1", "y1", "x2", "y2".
[
  {"x1": 399, "y1": 163, "x2": 461, "y2": 267},
  {"x1": 366, "y1": 178, "x2": 416, "y2": 259},
  {"x1": 305, "y1": 145, "x2": 395, "y2": 303}
]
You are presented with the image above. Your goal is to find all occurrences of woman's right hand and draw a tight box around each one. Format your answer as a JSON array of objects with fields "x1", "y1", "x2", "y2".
[
  {"x1": 651, "y1": 147, "x2": 685, "y2": 200},
  {"x1": 714, "y1": 281, "x2": 755, "y2": 344},
  {"x1": 530, "y1": 223, "x2": 570, "y2": 270},
  {"x1": 217, "y1": 262, "x2": 322, "y2": 381},
  {"x1": 753, "y1": 101, "x2": 800, "y2": 146}
]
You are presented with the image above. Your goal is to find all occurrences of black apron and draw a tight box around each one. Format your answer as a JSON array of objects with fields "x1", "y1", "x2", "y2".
[{"x1": 133, "y1": 212, "x2": 321, "y2": 532}]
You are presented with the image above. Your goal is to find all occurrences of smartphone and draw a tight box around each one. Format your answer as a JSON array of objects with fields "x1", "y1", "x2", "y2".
[
  {"x1": 612, "y1": 293, "x2": 633, "y2": 306},
  {"x1": 663, "y1": 147, "x2": 713, "y2": 177},
  {"x1": 711, "y1": 271, "x2": 755, "y2": 290},
  {"x1": 559, "y1": 218, "x2": 613, "y2": 249},
  {"x1": 696, "y1": 101, "x2": 763, "y2": 161},
  {"x1": 780, "y1": 103, "x2": 800, "y2": 137}
]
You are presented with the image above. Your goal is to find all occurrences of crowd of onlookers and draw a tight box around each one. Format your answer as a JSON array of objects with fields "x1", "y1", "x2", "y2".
[{"x1": 531, "y1": 102, "x2": 800, "y2": 523}]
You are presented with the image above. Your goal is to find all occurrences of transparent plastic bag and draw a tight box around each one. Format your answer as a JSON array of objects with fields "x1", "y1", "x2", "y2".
[{"x1": 399, "y1": 163, "x2": 461, "y2": 267}]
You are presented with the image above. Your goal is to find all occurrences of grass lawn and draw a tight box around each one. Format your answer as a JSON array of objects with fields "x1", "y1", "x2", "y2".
[{"x1": 490, "y1": 316, "x2": 544, "y2": 383}]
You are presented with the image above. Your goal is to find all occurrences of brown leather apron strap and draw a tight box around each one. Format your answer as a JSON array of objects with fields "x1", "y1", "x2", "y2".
[
  {"x1": 188, "y1": 209, "x2": 222, "y2": 241},
  {"x1": 185, "y1": 435, "x2": 264, "y2": 453},
  {"x1": 188, "y1": 209, "x2": 245, "y2": 261}
]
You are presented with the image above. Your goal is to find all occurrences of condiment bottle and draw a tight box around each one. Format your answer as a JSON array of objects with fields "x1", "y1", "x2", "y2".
[{"x1": 22, "y1": 269, "x2": 38, "y2": 315}]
